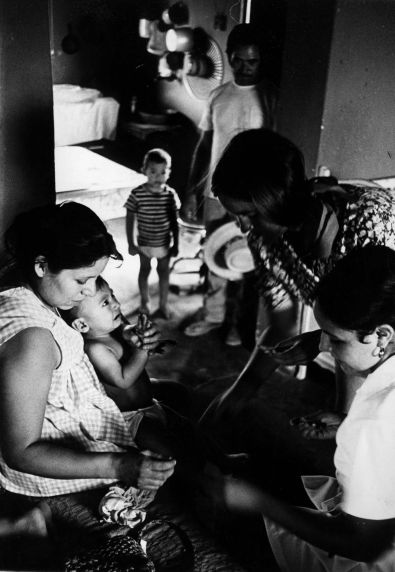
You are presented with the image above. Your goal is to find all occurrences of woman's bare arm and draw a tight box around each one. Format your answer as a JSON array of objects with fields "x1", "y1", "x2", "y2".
[
  {"x1": 224, "y1": 478, "x2": 395, "y2": 562},
  {"x1": 0, "y1": 328, "x2": 175, "y2": 487}
]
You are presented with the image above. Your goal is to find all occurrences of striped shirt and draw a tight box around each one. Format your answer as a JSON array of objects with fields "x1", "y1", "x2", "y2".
[
  {"x1": 0, "y1": 287, "x2": 136, "y2": 497},
  {"x1": 124, "y1": 183, "x2": 180, "y2": 247}
]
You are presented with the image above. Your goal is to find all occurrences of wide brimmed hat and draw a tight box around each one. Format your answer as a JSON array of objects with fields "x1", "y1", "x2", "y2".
[{"x1": 203, "y1": 221, "x2": 255, "y2": 281}]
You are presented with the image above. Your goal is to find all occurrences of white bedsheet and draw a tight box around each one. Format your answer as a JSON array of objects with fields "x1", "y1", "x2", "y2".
[
  {"x1": 55, "y1": 146, "x2": 146, "y2": 220},
  {"x1": 53, "y1": 85, "x2": 120, "y2": 147}
]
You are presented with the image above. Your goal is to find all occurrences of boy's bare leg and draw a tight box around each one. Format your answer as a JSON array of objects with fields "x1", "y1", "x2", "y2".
[
  {"x1": 157, "y1": 256, "x2": 170, "y2": 317},
  {"x1": 138, "y1": 253, "x2": 151, "y2": 312}
]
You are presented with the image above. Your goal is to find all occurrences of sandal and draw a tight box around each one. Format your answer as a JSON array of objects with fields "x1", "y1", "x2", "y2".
[{"x1": 184, "y1": 320, "x2": 220, "y2": 337}]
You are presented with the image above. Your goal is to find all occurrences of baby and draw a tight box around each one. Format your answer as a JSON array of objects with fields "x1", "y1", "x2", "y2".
[
  {"x1": 63, "y1": 275, "x2": 180, "y2": 459},
  {"x1": 63, "y1": 277, "x2": 247, "y2": 526}
]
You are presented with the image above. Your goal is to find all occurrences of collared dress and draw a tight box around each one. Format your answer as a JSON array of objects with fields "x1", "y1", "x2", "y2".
[
  {"x1": 0, "y1": 287, "x2": 136, "y2": 497},
  {"x1": 249, "y1": 186, "x2": 395, "y2": 309},
  {"x1": 265, "y1": 355, "x2": 395, "y2": 571}
]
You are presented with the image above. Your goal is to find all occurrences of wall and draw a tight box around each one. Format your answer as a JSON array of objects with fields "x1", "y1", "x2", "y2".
[
  {"x1": 279, "y1": 0, "x2": 395, "y2": 180},
  {"x1": 0, "y1": 0, "x2": 54, "y2": 263},
  {"x1": 50, "y1": 0, "x2": 154, "y2": 111},
  {"x1": 50, "y1": 0, "x2": 287, "y2": 125},
  {"x1": 318, "y1": 0, "x2": 395, "y2": 179},
  {"x1": 277, "y1": 0, "x2": 337, "y2": 177},
  {"x1": 157, "y1": 0, "x2": 235, "y2": 125}
]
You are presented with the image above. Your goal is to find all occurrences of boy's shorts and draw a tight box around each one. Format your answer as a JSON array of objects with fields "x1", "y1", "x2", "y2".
[
  {"x1": 138, "y1": 246, "x2": 169, "y2": 259},
  {"x1": 122, "y1": 399, "x2": 167, "y2": 441}
]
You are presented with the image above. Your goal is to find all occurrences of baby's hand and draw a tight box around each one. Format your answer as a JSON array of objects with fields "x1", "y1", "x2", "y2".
[
  {"x1": 124, "y1": 313, "x2": 176, "y2": 355},
  {"x1": 132, "y1": 313, "x2": 162, "y2": 355},
  {"x1": 121, "y1": 324, "x2": 140, "y2": 346}
]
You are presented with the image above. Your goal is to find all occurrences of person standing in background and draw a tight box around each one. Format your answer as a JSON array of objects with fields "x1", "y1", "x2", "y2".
[{"x1": 182, "y1": 23, "x2": 278, "y2": 346}]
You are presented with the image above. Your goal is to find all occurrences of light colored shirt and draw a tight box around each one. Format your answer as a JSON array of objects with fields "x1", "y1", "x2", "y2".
[
  {"x1": 335, "y1": 355, "x2": 395, "y2": 519},
  {"x1": 0, "y1": 287, "x2": 136, "y2": 496},
  {"x1": 199, "y1": 79, "x2": 277, "y2": 196}
]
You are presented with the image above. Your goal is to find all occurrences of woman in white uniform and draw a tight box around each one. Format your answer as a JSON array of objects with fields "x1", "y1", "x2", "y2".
[{"x1": 215, "y1": 245, "x2": 395, "y2": 570}]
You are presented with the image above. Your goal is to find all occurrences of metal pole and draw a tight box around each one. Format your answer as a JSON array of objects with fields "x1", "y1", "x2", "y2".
[{"x1": 240, "y1": 0, "x2": 252, "y2": 23}]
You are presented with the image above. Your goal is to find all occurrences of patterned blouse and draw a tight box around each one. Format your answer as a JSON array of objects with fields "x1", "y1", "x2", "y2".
[
  {"x1": 248, "y1": 186, "x2": 395, "y2": 309},
  {"x1": 0, "y1": 287, "x2": 136, "y2": 497}
]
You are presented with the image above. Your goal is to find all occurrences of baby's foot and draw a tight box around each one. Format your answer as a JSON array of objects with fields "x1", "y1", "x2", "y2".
[{"x1": 12, "y1": 503, "x2": 51, "y2": 537}]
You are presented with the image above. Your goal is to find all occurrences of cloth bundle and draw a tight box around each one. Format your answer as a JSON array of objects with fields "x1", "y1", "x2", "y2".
[{"x1": 99, "y1": 485, "x2": 156, "y2": 528}]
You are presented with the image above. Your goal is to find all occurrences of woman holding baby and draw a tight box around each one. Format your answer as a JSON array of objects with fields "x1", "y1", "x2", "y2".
[{"x1": 0, "y1": 201, "x2": 175, "y2": 567}]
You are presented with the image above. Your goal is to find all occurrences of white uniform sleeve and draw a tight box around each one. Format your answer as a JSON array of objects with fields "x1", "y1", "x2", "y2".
[{"x1": 340, "y1": 415, "x2": 395, "y2": 519}]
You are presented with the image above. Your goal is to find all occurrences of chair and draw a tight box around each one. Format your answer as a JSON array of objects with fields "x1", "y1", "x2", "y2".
[{"x1": 169, "y1": 219, "x2": 206, "y2": 294}]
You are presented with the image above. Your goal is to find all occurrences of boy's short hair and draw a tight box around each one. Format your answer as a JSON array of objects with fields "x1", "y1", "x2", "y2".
[
  {"x1": 142, "y1": 148, "x2": 172, "y2": 170},
  {"x1": 61, "y1": 275, "x2": 109, "y2": 324}
]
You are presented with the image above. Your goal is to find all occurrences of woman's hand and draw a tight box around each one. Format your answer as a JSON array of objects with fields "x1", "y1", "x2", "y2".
[
  {"x1": 117, "y1": 449, "x2": 176, "y2": 490},
  {"x1": 290, "y1": 410, "x2": 345, "y2": 440},
  {"x1": 259, "y1": 329, "x2": 322, "y2": 366}
]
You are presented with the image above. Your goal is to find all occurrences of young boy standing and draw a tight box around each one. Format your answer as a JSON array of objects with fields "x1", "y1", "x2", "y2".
[{"x1": 125, "y1": 148, "x2": 180, "y2": 319}]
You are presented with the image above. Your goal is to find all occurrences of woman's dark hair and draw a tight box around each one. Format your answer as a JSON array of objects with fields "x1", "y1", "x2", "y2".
[
  {"x1": 5, "y1": 201, "x2": 122, "y2": 279},
  {"x1": 211, "y1": 129, "x2": 312, "y2": 229},
  {"x1": 315, "y1": 245, "x2": 395, "y2": 336}
]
